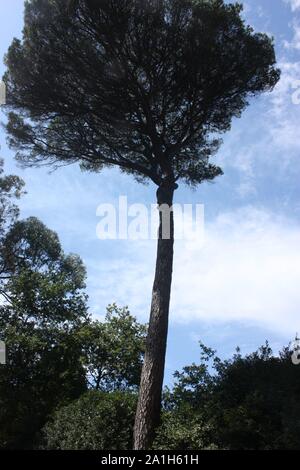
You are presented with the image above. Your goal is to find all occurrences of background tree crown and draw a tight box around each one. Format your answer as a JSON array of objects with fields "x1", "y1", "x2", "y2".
[
  {"x1": 0, "y1": 158, "x2": 25, "y2": 240},
  {"x1": 3, "y1": 0, "x2": 280, "y2": 188}
]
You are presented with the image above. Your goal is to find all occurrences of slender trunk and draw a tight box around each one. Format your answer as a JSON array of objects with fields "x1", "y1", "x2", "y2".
[{"x1": 133, "y1": 182, "x2": 177, "y2": 450}]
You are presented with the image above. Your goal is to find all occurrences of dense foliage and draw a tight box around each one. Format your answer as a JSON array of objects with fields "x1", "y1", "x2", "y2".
[
  {"x1": 0, "y1": 214, "x2": 89, "y2": 448},
  {"x1": 4, "y1": 0, "x2": 279, "y2": 187},
  {"x1": 155, "y1": 343, "x2": 300, "y2": 450},
  {"x1": 41, "y1": 342, "x2": 300, "y2": 451},
  {"x1": 79, "y1": 304, "x2": 146, "y2": 391},
  {"x1": 42, "y1": 390, "x2": 136, "y2": 450}
]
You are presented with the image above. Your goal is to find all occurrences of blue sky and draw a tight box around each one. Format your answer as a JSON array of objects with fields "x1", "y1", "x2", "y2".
[{"x1": 1, "y1": 0, "x2": 300, "y2": 383}]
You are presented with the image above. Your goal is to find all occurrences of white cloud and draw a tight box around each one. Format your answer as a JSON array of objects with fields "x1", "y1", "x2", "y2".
[
  {"x1": 171, "y1": 207, "x2": 300, "y2": 335},
  {"x1": 211, "y1": 58, "x2": 300, "y2": 197},
  {"x1": 266, "y1": 61, "x2": 300, "y2": 153},
  {"x1": 88, "y1": 207, "x2": 300, "y2": 337},
  {"x1": 283, "y1": 21, "x2": 300, "y2": 50},
  {"x1": 284, "y1": 0, "x2": 300, "y2": 11}
]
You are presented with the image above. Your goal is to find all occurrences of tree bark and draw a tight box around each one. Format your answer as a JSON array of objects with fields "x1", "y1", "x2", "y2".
[{"x1": 133, "y1": 182, "x2": 177, "y2": 450}]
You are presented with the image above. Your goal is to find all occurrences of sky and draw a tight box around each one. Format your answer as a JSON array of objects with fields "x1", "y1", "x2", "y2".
[{"x1": 1, "y1": 0, "x2": 300, "y2": 384}]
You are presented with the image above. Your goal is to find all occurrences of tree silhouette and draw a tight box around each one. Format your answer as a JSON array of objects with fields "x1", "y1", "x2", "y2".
[{"x1": 3, "y1": 0, "x2": 280, "y2": 449}]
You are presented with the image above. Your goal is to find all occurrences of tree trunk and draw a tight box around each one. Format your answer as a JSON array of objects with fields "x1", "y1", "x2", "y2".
[{"x1": 133, "y1": 182, "x2": 177, "y2": 450}]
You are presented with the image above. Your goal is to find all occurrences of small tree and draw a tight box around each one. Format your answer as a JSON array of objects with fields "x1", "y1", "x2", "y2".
[
  {"x1": 3, "y1": 0, "x2": 280, "y2": 448},
  {"x1": 79, "y1": 304, "x2": 146, "y2": 391},
  {"x1": 42, "y1": 390, "x2": 136, "y2": 450},
  {"x1": 0, "y1": 158, "x2": 24, "y2": 259}
]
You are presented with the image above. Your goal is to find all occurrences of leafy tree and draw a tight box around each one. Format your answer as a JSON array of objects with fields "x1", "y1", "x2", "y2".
[
  {"x1": 153, "y1": 403, "x2": 217, "y2": 450},
  {"x1": 0, "y1": 159, "x2": 24, "y2": 232},
  {"x1": 42, "y1": 342, "x2": 300, "y2": 451},
  {"x1": 0, "y1": 217, "x2": 89, "y2": 449},
  {"x1": 42, "y1": 390, "x2": 136, "y2": 450},
  {"x1": 211, "y1": 344, "x2": 300, "y2": 450},
  {"x1": 0, "y1": 165, "x2": 146, "y2": 449},
  {"x1": 3, "y1": 0, "x2": 280, "y2": 448},
  {"x1": 79, "y1": 304, "x2": 146, "y2": 391},
  {"x1": 159, "y1": 342, "x2": 300, "y2": 450},
  {"x1": 0, "y1": 158, "x2": 25, "y2": 288},
  {"x1": 1, "y1": 216, "x2": 88, "y2": 310}
]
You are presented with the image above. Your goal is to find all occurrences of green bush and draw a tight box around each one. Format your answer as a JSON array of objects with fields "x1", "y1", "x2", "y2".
[
  {"x1": 153, "y1": 405, "x2": 218, "y2": 450},
  {"x1": 42, "y1": 390, "x2": 137, "y2": 450}
]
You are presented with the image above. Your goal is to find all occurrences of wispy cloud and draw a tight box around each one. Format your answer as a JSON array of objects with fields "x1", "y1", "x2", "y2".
[
  {"x1": 87, "y1": 207, "x2": 300, "y2": 336},
  {"x1": 283, "y1": 20, "x2": 300, "y2": 50},
  {"x1": 171, "y1": 207, "x2": 300, "y2": 335},
  {"x1": 267, "y1": 60, "x2": 300, "y2": 155},
  {"x1": 284, "y1": 0, "x2": 300, "y2": 12}
]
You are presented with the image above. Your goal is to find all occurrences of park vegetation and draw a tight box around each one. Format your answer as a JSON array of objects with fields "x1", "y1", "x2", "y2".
[{"x1": 0, "y1": 162, "x2": 299, "y2": 450}]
